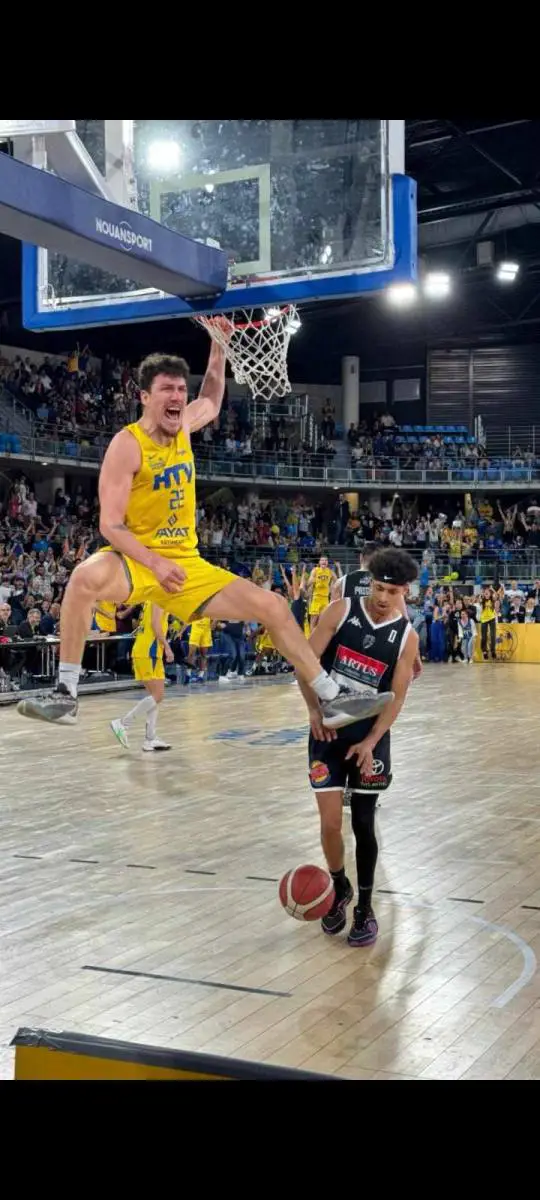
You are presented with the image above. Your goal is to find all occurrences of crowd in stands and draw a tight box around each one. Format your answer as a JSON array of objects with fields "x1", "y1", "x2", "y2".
[
  {"x1": 0, "y1": 350, "x2": 139, "y2": 440},
  {"x1": 1, "y1": 468, "x2": 540, "y2": 691},
  {"x1": 2, "y1": 344, "x2": 540, "y2": 476},
  {"x1": 408, "y1": 580, "x2": 540, "y2": 666},
  {"x1": 1, "y1": 343, "x2": 540, "y2": 688}
]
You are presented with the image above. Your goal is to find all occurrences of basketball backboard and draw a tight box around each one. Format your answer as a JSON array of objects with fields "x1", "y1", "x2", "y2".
[{"x1": 21, "y1": 119, "x2": 416, "y2": 332}]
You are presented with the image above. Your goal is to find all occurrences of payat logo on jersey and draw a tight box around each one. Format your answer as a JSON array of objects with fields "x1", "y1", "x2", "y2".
[
  {"x1": 157, "y1": 526, "x2": 189, "y2": 539},
  {"x1": 152, "y1": 462, "x2": 193, "y2": 490}
]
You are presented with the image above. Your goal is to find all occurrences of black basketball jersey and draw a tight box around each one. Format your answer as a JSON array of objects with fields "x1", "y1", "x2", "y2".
[
  {"x1": 321, "y1": 596, "x2": 411, "y2": 741},
  {"x1": 338, "y1": 568, "x2": 372, "y2": 601}
]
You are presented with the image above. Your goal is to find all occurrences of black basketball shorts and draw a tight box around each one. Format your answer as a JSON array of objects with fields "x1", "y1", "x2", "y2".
[{"x1": 308, "y1": 731, "x2": 392, "y2": 795}]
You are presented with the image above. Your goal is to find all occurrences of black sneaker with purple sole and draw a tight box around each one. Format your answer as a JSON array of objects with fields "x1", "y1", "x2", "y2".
[
  {"x1": 321, "y1": 882, "x2": 354, "y2": 935},
  {"x1": 347, "y1": 907, "x2": 378, "y2": 947}
]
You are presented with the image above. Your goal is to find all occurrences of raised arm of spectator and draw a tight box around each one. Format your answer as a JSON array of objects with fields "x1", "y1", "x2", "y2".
[
  {"x1": 279, "y1": 565, "x2": 293, "y2": 599},
  {"x1": 395, "y1": 589, "x2": 423, "y2": 679}
]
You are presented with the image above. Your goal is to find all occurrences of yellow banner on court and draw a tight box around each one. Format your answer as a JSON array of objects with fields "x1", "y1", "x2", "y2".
[
  {"x1": 475, "y1": 623, "x2": 540, "y2": 664},
  {"x1": 12, "y1": 1027, "x2": 338, "y2": 1081}
]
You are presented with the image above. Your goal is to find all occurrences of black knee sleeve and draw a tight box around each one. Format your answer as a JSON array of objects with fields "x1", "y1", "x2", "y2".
[{"x1": 350, "y1": 794, "x2": 378, "y2": 892}]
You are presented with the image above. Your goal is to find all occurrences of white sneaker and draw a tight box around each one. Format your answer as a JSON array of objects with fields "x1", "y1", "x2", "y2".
[
  {"x1": 110, "y1": 718, "x2": 130, "y2": 749},
  {"x1": 142, "y1": 737, "x2": 172, "y2": 752},
  {"x1": 321, "y1": 689, "x2": 394, "y2": 730}
]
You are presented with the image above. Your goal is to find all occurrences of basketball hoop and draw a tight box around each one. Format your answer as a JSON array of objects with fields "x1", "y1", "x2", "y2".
[{"x1": 193, "y1": 305, "x2": 300, "y2": 401}]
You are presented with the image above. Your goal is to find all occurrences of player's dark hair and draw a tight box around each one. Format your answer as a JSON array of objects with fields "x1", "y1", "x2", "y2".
[
  {"x1": 139, "y1": 353, "x2": 190, "y2": 392},
  {"x1": 369, "y1": 547, "x2": 418, "y2": 586},
  {"x1": 361, "y1": 541, "x2": 378, "y2": 562}
]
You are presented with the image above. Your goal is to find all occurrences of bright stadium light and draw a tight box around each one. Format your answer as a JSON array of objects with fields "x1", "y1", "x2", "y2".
[
  {"x1": 387, "y1": 283, "x2": 417, "y2": 307},
  {"x1": 496, "y1": 260, "x2": 519, "y2": 282},
  {"x1": 424, "y1": 271, "x2": 451, "y2": 299},
  {"x1": 147, "y1": 140, "x2": 182, "y2": 174}
]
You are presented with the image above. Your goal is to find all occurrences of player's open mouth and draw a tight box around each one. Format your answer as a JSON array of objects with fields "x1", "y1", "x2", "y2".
[{"x1": 165, "y1": 407, "x2": 182, "y2": 419}]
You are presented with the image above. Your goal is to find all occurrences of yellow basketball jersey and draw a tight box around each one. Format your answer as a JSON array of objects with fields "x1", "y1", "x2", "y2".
[
  {"x1": 125, "y1": 422, "x2": 198, "y2": 558},
  {"x1": 133, "y1": 602, "x2": 168, "y2": 658},
  {"x1": 313, "y1": 567, "x2": 332, "y2": 600}
]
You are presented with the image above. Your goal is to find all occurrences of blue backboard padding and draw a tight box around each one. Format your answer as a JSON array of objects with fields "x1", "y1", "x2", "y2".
[
  {"x1": 22, "y1": 174, "x2": 417, "y2": 331},
  {"x1": 0, "y1": 153, "x2": 227, "y2": 300}
]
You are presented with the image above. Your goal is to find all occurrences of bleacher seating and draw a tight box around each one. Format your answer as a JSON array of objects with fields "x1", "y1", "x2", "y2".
[{"x1": 0, "y1": 433, "x2": 21, "y2": 453}]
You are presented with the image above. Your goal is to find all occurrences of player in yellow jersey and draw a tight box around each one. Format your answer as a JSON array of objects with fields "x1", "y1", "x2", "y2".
[
  {"x1": 185, "y1": 616, "x2": 213, "y2": 682},
  {"x1": 308, "y1": 557, "x2": 337, "y2": 630},
  {"x1": 110, "y1": 602, "x2": 174, "y2": 751},
  {"x1": 18, "y1": 326, "x2": 391, "y2": 731},
  {"x1": 91, "y1": 600, "x2": 117, "y2": 634}
]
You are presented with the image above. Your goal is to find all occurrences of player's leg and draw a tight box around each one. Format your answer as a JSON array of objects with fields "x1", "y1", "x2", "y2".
[
  {"x1": 198, "y1": 646, "x2": 209, "y2": 681},
  {"x1": 111, "y1": 669, "x2": 169, "y2": 752},
  {"x1": 309, "y1": 736, "x2": 354, "y2": 935},
  {"x1": 141, "y1": 677, "x2": 170, "y2": 751},
  {"x1": 201, "y1": 576, "x2": 389, "y2": 726},
  {"x1": 18, "y1": 551, "x2": 131, "y2": 724},
  {"x1": 309, "y1": 607, "x2": 320, "y2": 633},
  {"x1": 347, "y1": 794, "x2": 379, "y2": 947},
  {"x1": 185, "y1": 635, "x2": 200, "y2": 681},
  {"x1": 345, "y1": 733, "x2": 391, "y2": 946}
]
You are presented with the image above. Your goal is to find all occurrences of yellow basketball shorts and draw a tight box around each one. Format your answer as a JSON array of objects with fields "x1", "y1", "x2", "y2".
[
  {"x1": 100, "y1": 549, "x2": 237, "y2": 624},
  {"x1": 132, "y1": 655, "x2": 165, "y2": 682},
  {"x1": 257, "y1": 631, "x2": 275, "y2": 652},
  {"x1": 189, "y1": 620, "x2": 213, "y2": 649},
  {"x1": 309, "y1": 597, "x2": 329, "y2": 617}
]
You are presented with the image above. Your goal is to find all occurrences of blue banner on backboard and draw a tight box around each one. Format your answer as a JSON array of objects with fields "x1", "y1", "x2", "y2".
[{"x1": 0, "y1": 153, "x2": 227, "y2": 299}]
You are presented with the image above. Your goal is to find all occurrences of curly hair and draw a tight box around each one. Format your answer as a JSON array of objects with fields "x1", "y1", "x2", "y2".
[{"x1": 368, "y1": 547, "x2": 418, "y2": 586}]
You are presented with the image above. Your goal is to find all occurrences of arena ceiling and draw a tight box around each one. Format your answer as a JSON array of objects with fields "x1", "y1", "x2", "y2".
[{"x1": 2, "y1": 118, "x2": 540, "y2": 382}]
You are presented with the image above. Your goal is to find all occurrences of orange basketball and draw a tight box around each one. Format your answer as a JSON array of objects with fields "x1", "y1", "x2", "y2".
[{"x1": 279, "y1": 864, "x2": 335, "y2": 922}]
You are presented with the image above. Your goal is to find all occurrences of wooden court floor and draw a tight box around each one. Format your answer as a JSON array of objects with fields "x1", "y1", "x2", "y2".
[{"x1": 1, "y1": 662, "x2": 540, "y2": 1081}]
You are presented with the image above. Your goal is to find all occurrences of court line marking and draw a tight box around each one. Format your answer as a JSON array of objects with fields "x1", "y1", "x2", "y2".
[
  {"x1": 82, "y1": 964, "x2": 291, "y2": 999},
  {"x1": 379, "y1": 897, "x2": 537, "y2": 1009}
]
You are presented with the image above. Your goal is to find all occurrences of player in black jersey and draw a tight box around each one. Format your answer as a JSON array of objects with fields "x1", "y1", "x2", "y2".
[
  {"x1": 331, "y1": 543, "x2": 377, "y2": 604},
  {"x1": 297, "y1": 547, "x2": 419, "y2": 947}
]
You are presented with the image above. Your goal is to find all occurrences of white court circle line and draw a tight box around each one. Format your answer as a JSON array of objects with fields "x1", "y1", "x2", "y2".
[{"x1": 378, "y1": 896, "x2": 537, "y2": 1010}]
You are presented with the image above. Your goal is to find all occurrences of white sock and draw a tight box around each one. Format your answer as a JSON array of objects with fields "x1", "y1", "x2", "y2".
[
  {"x1": 145, "y1": 700, "x2": 158, "y2": 741},
  {"x1": 59, "y1": 663, "x2": 81, "y2": 699},
  {"x1": 122, "y1": 694, "x2": 155, "y2": 728},
  {"x1": 310, "y1": 670, "x2": 339, "y2": 701}
]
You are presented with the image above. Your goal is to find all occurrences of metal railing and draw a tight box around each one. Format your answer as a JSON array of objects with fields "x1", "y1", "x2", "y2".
[
  {"x1": 0, "y1": 385, "x2": 35, "y2": 435},
  {"x1": 2, "y1": 431, "x2": 540, "y2": 489},
  {"x1": 198, "y1": 542, "x2": 540, "y2": 579},
  {"x1": 483, "y1": 425, "x2": 538, "y2": 458}
]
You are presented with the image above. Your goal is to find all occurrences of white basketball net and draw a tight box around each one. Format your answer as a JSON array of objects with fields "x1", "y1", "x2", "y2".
[{"x1": 194, "y1": 305, "x2": 300, "y2": 401}]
